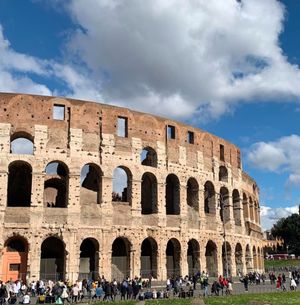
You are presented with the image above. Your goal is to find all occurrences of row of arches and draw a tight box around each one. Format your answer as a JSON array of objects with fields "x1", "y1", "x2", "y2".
[
  {"x1": 6, "y1": 160, "x2": 260, "y2": 224},
  {"x1": 2, "y1": 236, "x2": 264, "y2": 282}
]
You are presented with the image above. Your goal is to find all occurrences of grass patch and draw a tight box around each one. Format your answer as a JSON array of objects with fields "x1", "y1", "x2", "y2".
[
  {"x1": 203, "y1": 290, "x2": 300, "y2": 305},
  {"x1": 93, "y1": 301, "x2": 137, "y2": 305},
  {"x1": 264, "y1": 259, "x2": 300, "y2": 269},
  {"x1": 145, "y1": 299, "x2": 192, "y2": 305}
]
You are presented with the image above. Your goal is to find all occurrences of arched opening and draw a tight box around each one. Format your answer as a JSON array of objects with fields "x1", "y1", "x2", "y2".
[
  {"x1": 44, "y1": 162, "x2": 69, "y2": 208},
  {"x1": 166, "y1": 239, "x2": 181, "y2": 277},
  {"x1": 111, "y1": 237, "x2": 131, "y2": 280},
  {"x1": 187, "y1": 178, "x2": 199, "y2": 211},
  {"x1": 232, "y1": 189, "x2": 242, "y2": 226},
  {"x1": 235, "y1": 243, "x2": 243, "y2": 276},
  {"x1": 7, "y1": 161, "x2": 32, "y2": 207},
  {"x1": 80, "y1": 164, "x2": 102, "y2": 205},
  {"x1": 141, "y1": 172, "x2": 158, "y2": 214},
  {"x1": 222, "y1": 242, "x2": 232, "y2": 276},
  {"x1": 112, "y1": 167, "x2": 132, "y2": 203},
  {"x1": 40, "y1": 237, "x2": 65, "y2": 281},
  {"x1": 204, "y1": 181, "x2": 215, "y2": 214},
  {"x1": 141, "y1": 147, "x2": 157, "y2": 167},
  {"x1": 253, "y1": 246, "x2": 257, "y2": 270},
  {"x1": 219, "y1": 166, "x2": 228, "y2": 182},
  {"x1": 2, "y1": 237, "x2": 28, "y2": 282},
  {"x1": 140, "y1": 238, "x2": 158, "y2": 278},
  {"x1": 205, "y1": 240, "x2": 218, "y2": 277},
  {"x1": 187, "y1": 239, "x2": 200, "y2": 275},
  {"x1": 245, "y1": 244, "x2": 252, "y2": 273},
  {"x1": 79, "y1": 238, "x2": 99, "y2": 280},
  {"x1": 166, "y1": 174, "x2": 180, "y2": 215},
  {"x1": 249, "y1": 197, "x2": 254, "y2": 222},
  {"x1": 220, "y1": 187, "x2": 230, "y2": 223},
  {"x1": 10, "y1": 132, "x2": 34, "y2": 155},
  {"x1": 243, "y1": 193, "x2": 249, "y2": 221}
]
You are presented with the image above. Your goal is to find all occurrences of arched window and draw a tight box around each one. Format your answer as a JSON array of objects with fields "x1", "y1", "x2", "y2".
[
  {"x1": 140, "y1": 147, "x2": 157, "y2": 167},
  {"x1": 80, "y1": 164, "x2": 102, "y2": 205},
  {"x1": 141, "y1": 172, "x2": 157, "y2": 214},
  {"x1": 232, "y1": 189, "x2": 242, "y2": 226},
  {"x1": 10, "y1": 132, "x2": 34, "y2": 155},
  {"x1": 79, "y1": 238, "x2": 99, "y2": 280},
  {"x1": 141, "y1": 238, "x2": 158, "y2": 278},
  {"x1": 205, "y1": 240, "x2": 218, "y2": 277},
  {"x1": 166, "y1": 238, "x2": 181, "y2": 277},
  {"x1": 112, "y1": 166, "x2": 132, "y2": 203},
  {"x1": 187, "y1": 178, "x2": 199, "y2": 211},
  {"x1": 166, "y1": 174, "x2": 180, "y2": 215},
  {"x1": 204, "y1": 181, "x2": 215, "y2": 214},
  {"x1": 44, "y1": 161, "x2": 69, "y2": 208},
  {"x1": 7, "y1": 161, "x2": 32, "y2": 207},
  {"x1": 219, "y1": 166, "x2": 228, "y2": 182}
]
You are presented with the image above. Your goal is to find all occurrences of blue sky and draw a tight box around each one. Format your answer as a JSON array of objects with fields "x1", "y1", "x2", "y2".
[{"x1": 1, "y1": 0, "x2": 300, "y2": 229}]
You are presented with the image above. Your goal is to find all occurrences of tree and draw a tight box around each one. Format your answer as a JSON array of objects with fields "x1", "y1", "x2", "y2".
[{"x1": 271, "y1": 213, "x2": 300, "y2": 255}]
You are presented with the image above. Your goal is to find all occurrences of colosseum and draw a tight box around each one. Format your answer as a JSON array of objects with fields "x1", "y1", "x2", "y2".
[{"x1": 0, "y1": 93, "x2": 264, "y2": 283}]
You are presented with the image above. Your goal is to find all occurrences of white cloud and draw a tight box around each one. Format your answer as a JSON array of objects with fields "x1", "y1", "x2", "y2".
[
  {"x1": 247, "y1": 135, "x2": 300, "y2": 185},
  {"x1": 56, "y1": 0, "x2": 300, "y2": 120},
  {"x1": 3, "y1": 0, "x2": 300, "y2": 121},
  {"x1": 0, "y1": 24, "x2": 102, "y2": 100},
  {"x1": 260, "y1": 205, "x2": 298, "y2": 230}
]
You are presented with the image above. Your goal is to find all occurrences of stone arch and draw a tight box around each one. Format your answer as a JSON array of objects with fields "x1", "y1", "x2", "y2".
[
  {"x1": 166, "y1": 174, "x2": 180, "y2": 215},
  {"x1": 187, "y1": 177, "x2": 199, "y2": 211},
  {"x1": 166, "y1": 238, "x2": 181, "y2": 277},
  {"x1": 40, "y1": 236, "x2": 66, "y2": 281},
  {"x1": 44, "y1": 161, "x2": 69, "y2": 208},
  {"x1": 220, "y1": 187, "x2": 230, "y2": 223},
  {"x1": 204, "y1": 181, "x2": 216, "y2": 214},
  {"x1": 141, "y1": 147, "x2": 157, "y2": 167},
  {"x1": 219, "y1": 166, "x2": 228, "y2": 182},
  {"x1": 242, "y1": 193, "x2": 249, "y2": 221},
  {"x1": 141, "y1": 172, "x2": 158, "y2": 214},
  {"x1": 7, "y1": 161, "x2": 32, "y2": 207},
  {"x1": 232, "y1": 189, "x2": 242, "y2": 226},
  {"x1": 111, "y1": 237, "x2": 131, "y2": 280},
  {"x1": 187, "y1": 239, "x2": 200, "y2": 275},
  {"x1": 79, "y1": 238, "x2": 100, "y2": 280},
  {"x1": 205, "y1": 240, "x2": 218, "y2": 277},
  {"x1": 10, "y1": 131, "x2": 34, "y2": 155},
  {"x1": 222, "y1": 241, "x2": 232, "y2": 277},
  {"x1": 80, "y1": 163, "x2": 103, "y2": 205},
  {"x1": 140, "y1": 237, "x2": 158, "y2": 278},
  {"x1": 235, "y1": 243, "x2": 243, "y2": 276},
  {"x1": 2, "y1": 236, "x2": 28, "y2": 282},
  {"x1": 112, "y1": 166, "x2": 132, "y2": 204},
  {"x1": 245, "y1": 244, "x2": 252, "y2": 273}
]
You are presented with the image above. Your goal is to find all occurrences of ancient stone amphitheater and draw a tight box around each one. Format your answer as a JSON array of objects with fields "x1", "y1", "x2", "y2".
[{"x1": 0, "y1": 93, "x2": 264, "y2": 283}]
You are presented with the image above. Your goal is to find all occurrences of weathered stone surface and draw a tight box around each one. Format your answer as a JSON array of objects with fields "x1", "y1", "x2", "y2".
[{"x1": 0, "y1": 93, "x2": 264, "y2": 282}]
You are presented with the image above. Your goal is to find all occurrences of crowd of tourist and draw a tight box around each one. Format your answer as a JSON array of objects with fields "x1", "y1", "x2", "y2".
[{"x1": 1, "y1": 268, "x2": 300, "y2": 304}]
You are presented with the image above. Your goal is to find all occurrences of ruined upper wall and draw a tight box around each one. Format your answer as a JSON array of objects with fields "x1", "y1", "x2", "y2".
[{"x1": 0, "y1": 93, "x2": 242, "y2": 173}]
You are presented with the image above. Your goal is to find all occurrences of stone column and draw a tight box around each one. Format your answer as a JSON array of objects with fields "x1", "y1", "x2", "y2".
[
  {"x1": 28, "y1": 236, "x2": 42, "y2": 281},
  {"x1": 241, "y1": 250, "x2": 247, "y2": 275},
  {"x1": 180, "y1": 184, "x2": 188, "y2": 229},
  {"x1": 101, "y1": 176, "x2": 113, "y2": 226},
  {"x1": 157, "y1": 181, "x2": 166, "y2": 227},
  {"x1": 180, "y1": 244, "x2": 188, "y2": 277},
  {"x1": 65, "y1": 230, "x2": 79, "y2": 282},
  {"x1": 216, "y1": 244, "x2": 223, "y2": 277},
  {"x1": 198, "y1": 185, "x2": 206, "y2": 230},
  {"x1": 131, "y1": 178, "x2": 142, "y2": 218},
  {"x1": 159, "y1": 242, "x2": 167, "y2": 280},
  {"x1": 199, "y1": 244, "x2": 207, "y2": 273}
]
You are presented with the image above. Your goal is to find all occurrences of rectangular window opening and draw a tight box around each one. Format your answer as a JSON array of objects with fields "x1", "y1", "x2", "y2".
[
  {"x1": 117, "y1": 117, "x2": 128, "y2": 137},
  {"x1": 187, "y1": 131, "x2": 194, "y2": 144},
  {"x1": 9, "y1": 264, "x2": 20, "y2": 271},
  {"x1": 220, "y1": 144, "x2": 225, "y2": 161},
  {"x1": 167, "y1": 125, "x2": 175, "y2": 139},
  {"x1": 53, "y1": 105, "x2": 65, "y2": 120}
]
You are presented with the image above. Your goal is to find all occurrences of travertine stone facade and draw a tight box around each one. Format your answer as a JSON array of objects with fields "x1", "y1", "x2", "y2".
[{"x1": 0, "y1": 93, "x2": 264, "y2": 282}]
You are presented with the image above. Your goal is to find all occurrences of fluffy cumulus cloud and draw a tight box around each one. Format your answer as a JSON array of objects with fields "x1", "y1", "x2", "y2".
[
  {"x1": 248, "y1": 135, "x2": 300, "y2": 185},
  {"x1": 61, "y1": 0, "x2": 300, "y2": 119},
  {"x1": 260, "y1": 205, "x2": 299, "y2": 229},
  {"x1": 3, "y1": 0, "x2": 300, "y2": 120}
]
